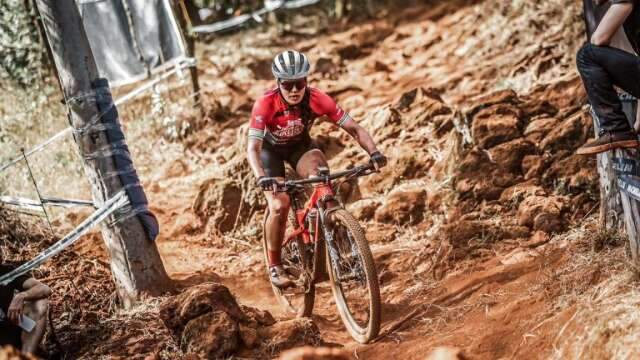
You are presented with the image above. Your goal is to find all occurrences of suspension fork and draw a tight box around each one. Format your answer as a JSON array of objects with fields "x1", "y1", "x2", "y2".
[{"x1": 317, "y1": 199, "x2": 343, "y2": 280}]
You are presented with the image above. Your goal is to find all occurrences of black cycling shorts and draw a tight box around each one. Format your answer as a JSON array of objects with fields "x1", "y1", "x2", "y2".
[{"x1": 261, "y1": 140, "x2": 319, "y2": 178}]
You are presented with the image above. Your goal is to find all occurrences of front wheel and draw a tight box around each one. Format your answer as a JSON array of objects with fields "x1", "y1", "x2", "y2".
[{"x1": 325, "y1": 209, "x2": 381, "y2": 343}]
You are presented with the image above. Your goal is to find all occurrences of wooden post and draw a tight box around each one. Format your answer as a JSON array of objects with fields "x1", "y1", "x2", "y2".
[
  {"x1": 34, "y1": 0, "x2": 172, "y2": 307},
  {"x1": 174, "y1": 0, "x2": 204, "y2": 119},
  {"x1": 594, "y1": 117, "x2": 624, "y2": 230},
  {"x1": 593, "y1": 98, "x2": 640, "y2": 263}
]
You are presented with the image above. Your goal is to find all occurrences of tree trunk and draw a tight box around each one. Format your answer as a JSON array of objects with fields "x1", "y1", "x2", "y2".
[
  {"x1": 34, "y1": 0, "x2": 172, "y2": 307},
  {"x1": 174, "y1": 0, "x2": 203, "y2": 119}
]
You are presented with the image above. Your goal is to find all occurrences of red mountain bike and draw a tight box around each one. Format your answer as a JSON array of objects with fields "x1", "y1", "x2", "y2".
[{"x1": 262, "y1": 164, "x2": 381, "y2": 343}]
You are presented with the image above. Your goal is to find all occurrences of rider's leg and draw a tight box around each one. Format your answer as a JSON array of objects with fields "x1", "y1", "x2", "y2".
[
  {"x1": 20, "y1": 298, "x2": 48, "y2": 354},
  {"x1": 295, "y1": 149, "x2": 329, "y2": 178},
  {"x1": 264, "y1": 188, "x2": 290, "y2": 266}
]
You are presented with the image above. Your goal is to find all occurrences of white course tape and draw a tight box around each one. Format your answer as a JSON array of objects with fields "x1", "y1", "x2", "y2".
[
  {"x1": 0, "y1": 195, "x2": 95, "y2": 211},
  {"x1": 0, "y1": 190, "x2": 129, "y2": 285},
  {"x1": 0, "y1": 57, "x2": 196, "y2": 175}
]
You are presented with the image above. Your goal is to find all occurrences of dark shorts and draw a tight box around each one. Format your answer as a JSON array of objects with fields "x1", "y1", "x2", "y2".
[
  {"x1": 0, "y1": 321, "x2": 22, "y2": 348},
  {"x1": 261, "y1": 139, "x2": 319, "y2": 178}
]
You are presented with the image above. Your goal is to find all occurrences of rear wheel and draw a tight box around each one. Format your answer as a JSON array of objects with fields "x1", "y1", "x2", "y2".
[
  {"x1": 325, "y1": 209, "x2": 381, "y2": 343},
  {"x1": 262, "y1": 208, "x2": 315, "y2": 317}
]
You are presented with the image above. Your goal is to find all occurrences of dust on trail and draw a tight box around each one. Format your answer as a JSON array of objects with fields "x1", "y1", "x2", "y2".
[{"x1": 142, "y1": 0, "x2": 609, "y2": 358}]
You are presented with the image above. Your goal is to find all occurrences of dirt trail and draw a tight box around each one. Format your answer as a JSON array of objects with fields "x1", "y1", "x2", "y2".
[{"x1": 102, "y1": 0, "x2": 632, "y2": 358}]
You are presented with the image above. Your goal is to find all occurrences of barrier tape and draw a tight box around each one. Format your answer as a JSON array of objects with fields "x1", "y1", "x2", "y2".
[
  {"x1": 0, "y1": 195, "x2": 95, "y2": 211},
  {"x1": 0, "y1": 57, "x2": 196, "y2": 175},
  {"x1": 0, "y1": 191, "x2": 129, "y2": 286},
  {"x1": 618, "y1": 175, "x2": 640, "y2": 202},
  {"x1": 190, "y1": 0, "x2": 321, "y2": 34},
  {"x1": 612, "y1": 157, "x2": 639, "y2": 176}
]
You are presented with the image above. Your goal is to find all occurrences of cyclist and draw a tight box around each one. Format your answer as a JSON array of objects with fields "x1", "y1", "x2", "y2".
[{"x1": 246, "y1": 50, "x2": 387, "y2": 288}]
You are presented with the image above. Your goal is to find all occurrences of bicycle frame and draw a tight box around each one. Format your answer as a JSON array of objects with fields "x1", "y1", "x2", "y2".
[{"x1": 283, "y1": 182, "x2": 335, "y2": 247}]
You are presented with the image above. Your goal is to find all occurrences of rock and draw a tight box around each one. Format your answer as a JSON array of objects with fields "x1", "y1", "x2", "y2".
[
  {"x1": 159, "y1": 283, "x2": 246, "y2": 337},
  {"x1": 258, "y1": 318, "x2": 321, "y2": 353},
  {"x1": 523, "y1": 116, "x2": 559, "y2": 144},
  {"x1": 358, "y1": 143, "x2": 432, "y2": 195},
  {"x1": 522, "y1": 231, "x2": 551, "y2": 248},
  {"x1": 278, "y1": 346, "x2": 349, "y2": 360},
  {"x1": 348, "y1": 198, "x2": 381, "y2": 221},
  {"x1": 543, "y1": 154, "x2": 598, "y2": 192},
  {"x1": 455, "y1": 147, "x2": 521, "y2": 201},
  {"x1": 517, "y1": 195, "x2": 566, "y2": 233},
  {"x1": 471, "y1": 104, "x2": 523, "y2": 148},
  {"x1": 374, "y1": 187, "x2": 427, "y2": 224},
  {"x1": 522, "y1": 155, "x2": 547, "y2": 180},
  {"x1": 315, "y1": 57, "x2": 337, "y2": 76},
  {"x1": 499, "y1": 182, "x2": 546, "y2": 208},
  {"x1": 465, "y1": 89, "x2": 519, "y2": 117},
  {"x1": 526, "y1": 74, "x2": 586, "y2": 112},
  {"x1": 426, "y1": 346, "x2": 468, "y2": 360},
  {"x1": 363, "y1": 106, "x2": 402, "y2": 142},
  {"x1": 239, "y1": 323, "x2": 259, "y2": 348},
  {"x1": 337, "y1": 44, "x2": 362, "y2": 60},
  {"x1": 539, "y1": 111, "x2": 592, "y2": 153},
  {"x1": 0, "y1": 346, "x2": 35, "y2": 360},
  {"x1": 181, "y1": 311, "x2": 239, "y2": 359},
  {"x1": 192, "y1": 178, "x2": 243, "y2": 233},
  {"x1": 458, "y1": 148, "x2": 497, "y2": 175},
  {"x1": 441, "y1": 220, "x2": 530, "y2": 248},
  {"x1": 240, "y1": 304, "x2": 276, "y2": 327},
  {"x1": 488, "y1": 138, "x2": 537, "y2": 172},
  {"x1": 396, "y1": 88, "x2": 455, "y2": 132}
]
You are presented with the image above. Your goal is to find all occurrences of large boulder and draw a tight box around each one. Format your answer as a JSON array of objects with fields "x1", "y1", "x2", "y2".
[
  {"x1": 159, "y1": 283, "x2": 320, "y2": 358},
  {"x1": 159, "y1": 283, "x2": 246, "y2": 336},
  {"x1": 374, "y1": 186, "x2": 427, "y2": 224},
  {"x1": 180, "y1": 311, "x2": 239, "y2": 359},
  {"x1": 192, "y1": 178, "x2": 243, "y2": 233}
]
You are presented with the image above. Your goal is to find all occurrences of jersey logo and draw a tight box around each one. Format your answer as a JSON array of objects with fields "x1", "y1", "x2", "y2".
[{"x1": 273, "y1": 118, "x2": 304, "y2": 138}]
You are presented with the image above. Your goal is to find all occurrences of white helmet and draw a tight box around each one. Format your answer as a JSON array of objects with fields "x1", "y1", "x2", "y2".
[{"x1": 271, "y1": 50, "x2": 311, "y2": 80}]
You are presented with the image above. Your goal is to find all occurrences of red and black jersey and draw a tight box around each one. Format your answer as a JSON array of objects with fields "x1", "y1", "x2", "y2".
[{"x1": 248, "y1": 87, "x2": 352, "y2": 146}]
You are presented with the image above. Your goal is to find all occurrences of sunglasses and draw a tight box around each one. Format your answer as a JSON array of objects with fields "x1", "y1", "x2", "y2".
[{"x1": 279, "y1": 79, "x2": 307, "y2": 91}]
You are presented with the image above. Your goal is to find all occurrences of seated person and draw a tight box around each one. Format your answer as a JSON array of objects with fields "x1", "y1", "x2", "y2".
[
  {"x1": 577, "y1": 0, "x2": 640, "y2": 154},
  {"x1": 0, "y1": 261, "x2": 51, "y2": 355}
]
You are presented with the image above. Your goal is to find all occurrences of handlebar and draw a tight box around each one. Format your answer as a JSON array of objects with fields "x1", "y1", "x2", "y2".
[{"x1": 270, "y1": 163, "x2": 377, "y2": 192}]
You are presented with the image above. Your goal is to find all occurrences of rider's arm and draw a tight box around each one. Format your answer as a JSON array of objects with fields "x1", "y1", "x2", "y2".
[
  {"x1": 340, "y1": 119, "x2": 379, "y2": 155},
  {"x1": 247, "y1": 98, "x2": 270, "y2": 178},
  {"x1": 16, "y1": 278, "x2": 51, "y2": 301},
  {"x1": 591, "y1": 1, "x2": 633, "y2": 46},
  {"x1": 310, "y1": 89, "x2": 378, "y2": 154},
  {"x1": 247, "y1": 138, "x2": 266, "y2": 178}
]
